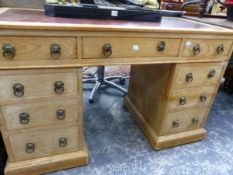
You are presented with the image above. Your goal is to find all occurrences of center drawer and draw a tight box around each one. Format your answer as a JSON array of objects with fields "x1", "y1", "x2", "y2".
[
  {"x1": 9, "y1": 125, "x2": 80, "y2": 161},
  {"x1": 0, "y1": 69, "x2": 78, "y2": 103},
  {"x1": 1, "y1": 97, "x2": 79, "y2": 131},
  {"x1": 0, "y1": 37, "x2": 77, "y2": 61},
  {"x1": 82, "y1": 37, "x2": 181, "y2": 58}
]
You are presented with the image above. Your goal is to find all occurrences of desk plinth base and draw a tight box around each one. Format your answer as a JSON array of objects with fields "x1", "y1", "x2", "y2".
[
  {"x1": 124, "y1": 96, "x2": 207, "y2": 150},
  {"x1": 5, "y1": 149, "x2": 89, "y2": 175}
]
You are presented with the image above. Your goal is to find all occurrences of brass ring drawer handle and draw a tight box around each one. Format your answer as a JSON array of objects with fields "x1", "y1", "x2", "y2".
[
  {"x1": 200, "y1": 94, "x2": 207, "y2": 103},
  {"x1": 26, "y1": 143, "x2": 35, "y2": 153},
  {"x1": 173, "y1": 120, "x2": 179, "y2": 128},
  {"x1": 192, "y1": 117, "x2": 199, "y2": 125},
  {"x1": 193, "y1": 44, "x2": 201, "y2": 56},
  {"x1": 216, "y1": 44, "x2": 224, "y2": 55},
  {"x1": 59, "y1": 137, "x2": 68, "y2": 147},
  {"x1": 19, "y1": 112, "x2": 30, "y2": 124},
  {"x1": 56, "y1": 108, "x2": 66, "y2": 120},
  {"x1": 179, "y1": 96, "x2": 187, "y2": 105},
  {"x1": 158, "y1": 41, "x2": 166, "y2": 52},
  {"x1": 3, "y1": 44, "x2": 15, "y2": 59},
  {"x1": 208, "y1": 69, "x2": 216, "y2": 79},
  {"x1": 50, "y1": 44, "x2": 61, "y2": 59},
  {"x1": 186, "y1": 73, "x2": 193, "y2": 83},
  {"x1": 13, "y1": 83, "x2": 24, "y2": 97},
  {"x1": 54, "y1": 81, "x2": 64, "y2": 94},
  {"x1": 102, "y1": 43, "x2": 112, "y2": 57}
]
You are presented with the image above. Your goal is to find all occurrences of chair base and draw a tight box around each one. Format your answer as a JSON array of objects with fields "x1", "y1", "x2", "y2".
[{"x1": 83, "y1": 66, "x2": 129, "y2": 103}]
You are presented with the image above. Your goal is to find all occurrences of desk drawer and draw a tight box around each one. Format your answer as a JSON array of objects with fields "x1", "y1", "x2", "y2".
[
  {"x1": 1, "y1": 97, "x2": 79, "y2": 131},
  {"x1": 0, "y1": 37, "x2": 77, "y2": 61},
  {"x1": 82, "y1": 37, "x2": 181, "y2": 58},
  {"x1": 0, "y1": 69, "x2": 78, "y2": 103},
  {"x1": 161, "y1": 108, "x2": 207, "y2": 135},
  {"x1": 9, "y1": 125, "x2": 80, "y2": 161},
  {"x1": 181, "y1": 39, "x2": 232, "y2": 58},
  {"x1": 167, "y1": 86, "x2": 216, "y2": 112},
  {"x1": 174, "y1": 63, "x2": 224, "y2": 89}
]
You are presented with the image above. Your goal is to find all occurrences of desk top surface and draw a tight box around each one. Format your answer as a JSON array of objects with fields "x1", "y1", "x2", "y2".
[
  {"x1": 184, "y1": 16, "x2": 233, "y2": 29},
  {"x1": 0, "y1": 8, "x2": 232, "y2": 35}
]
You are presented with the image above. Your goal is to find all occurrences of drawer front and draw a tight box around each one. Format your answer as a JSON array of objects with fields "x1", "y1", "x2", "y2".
[
  {"x1": 0, "y1": 69, "x2": 78, "y2": 102},
  {"x1": 9, "y1": 125, "x2": 79, "y2": 161},
  {"x1": 82, "y1": 37, "x2": 181, "y2": 58},
  {"x1": 174, "y1": 63, "x2": 224, "y2": 88},
  {"x1": 2, "y1": 98, "x2": 79, "y2": 131},
  {"x1": 181, "y1": 39, "x2": 232, "y2": 58},
  {"x1": 161, "y1": 108, "x2": 207, "y2": 135},
  {"x1": 167, "y1": 86, "x2": 216, "y2": 112},
  {"x1": 0, "y1": 37, "x2": 77, "y2": 61}
]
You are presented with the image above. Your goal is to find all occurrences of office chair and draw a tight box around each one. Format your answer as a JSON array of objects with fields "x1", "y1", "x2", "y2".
[{"x1": 83, "y1": 66, "x2": 129, "y2": 103}]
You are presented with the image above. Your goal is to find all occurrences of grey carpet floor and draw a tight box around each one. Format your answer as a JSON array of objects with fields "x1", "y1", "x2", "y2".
[
  {"x1": 1, "y1": 84, "x2": 233, "y2": 175},
  {"x1": 47, "y1": 83, "x2": 233, "y2": 175}
]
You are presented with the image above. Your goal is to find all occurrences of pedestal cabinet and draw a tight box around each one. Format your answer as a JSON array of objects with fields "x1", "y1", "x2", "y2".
[
  {"x1": 0, "y1": 44, "x2": 88, "y2": 175},
  {"x1": 125, "y1": 62, "x2": 228, "y2": 149}
]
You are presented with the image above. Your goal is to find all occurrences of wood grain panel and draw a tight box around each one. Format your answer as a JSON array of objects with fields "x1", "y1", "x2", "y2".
[
  {"x1": 127, "y1": 64, "x2": 172, "y2": 134},
  {"x1": 0, "y1": 37, "x2": 77, "y2": 61},
  {"x1": 160, "y1": 107, "x2": 208, "y2": 135},
  {"x1": 0, "y1": 69, "x2": 78, "y2": 103},
  {"x1": 82, "y1": 37, "x2": 181, "y2": 58},
  {"x1": 181, "y1": 39, "x2": 232, "y2": 59},
  {"x1": 174, "y1": 62, "x2": 224, "y2": 88},
  {"x1": 0, "y1": 106, "x2": 15, "y2": 161},
  {"x1": 156, "y1": 128, "x2": 206, "y2": 149},
  {"x1": 5, "y1": 150, "x2": 88, "y2": 175},
  {"x1": 124, "y1": 95, "x2": 207, "y2": 150},
  {"x1": 1, "y1": 97, "x2": 79, "y2": 131},
  {"x1": 167, "y1": 86, "x2": 216, "y2": 112},
  {"x1": 9, "y1": 124, "x2": 80, "y2": 162}
]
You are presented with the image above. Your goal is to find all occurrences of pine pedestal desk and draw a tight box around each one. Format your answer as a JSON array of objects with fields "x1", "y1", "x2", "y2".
[{"x1": 0, "y1": 8, "x2": 232, "y2": 175}]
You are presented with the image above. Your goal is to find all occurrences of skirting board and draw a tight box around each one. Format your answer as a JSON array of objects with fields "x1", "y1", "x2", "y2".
[
  {"x1": 124, "y1": 95, "x2": 207, "y2": 150},
  {"x1": 5, "y1": 148, "x2": 89, "y2": 175}
]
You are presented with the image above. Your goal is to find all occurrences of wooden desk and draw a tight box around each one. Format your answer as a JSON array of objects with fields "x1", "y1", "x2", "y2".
[{"x1": 0, "y1": 8, "x2": 232, "y2": 175}]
